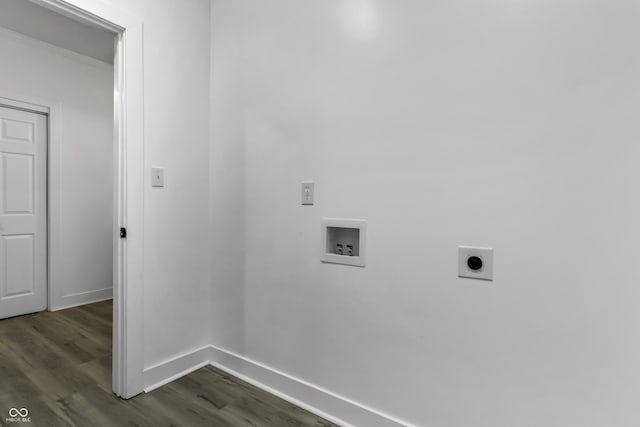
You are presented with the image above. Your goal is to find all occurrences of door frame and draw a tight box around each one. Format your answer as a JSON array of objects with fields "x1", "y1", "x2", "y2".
[{"x1": 20, "y1": 0, "x2": 146, "y2": 399}]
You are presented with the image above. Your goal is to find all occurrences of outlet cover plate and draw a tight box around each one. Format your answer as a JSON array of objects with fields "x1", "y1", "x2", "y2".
[
  {"x1": 301, "y1": 181, "x2": 314, "y2": 205},
  {"x1": 458, "y1": 246, "x2": 493, "y2": 281}
]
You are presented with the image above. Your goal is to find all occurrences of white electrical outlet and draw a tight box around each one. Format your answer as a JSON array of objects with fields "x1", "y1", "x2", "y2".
[
  {"x1": 458, "y1": 246, "x2": 493, "y2": 281},
  {"x1": 301, "y1": 181, "x2": 314, "y2": 205},
  {"x1": 151, "y1": 167, "x2": 164, "y2": 187}
]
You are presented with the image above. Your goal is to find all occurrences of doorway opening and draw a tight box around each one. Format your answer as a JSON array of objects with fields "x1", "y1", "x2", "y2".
[{"x1": 0, "y1": 0, "x2": 145, "y2": 399}]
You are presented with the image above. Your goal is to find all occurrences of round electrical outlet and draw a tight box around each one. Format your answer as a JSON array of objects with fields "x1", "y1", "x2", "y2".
[{"x1": 467, "y1": 256, "x2": 483, "y2": 271}]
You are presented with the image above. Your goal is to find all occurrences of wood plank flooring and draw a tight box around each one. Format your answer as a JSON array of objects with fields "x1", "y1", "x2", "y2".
[{"x1": 0, "y1": 301, "x2": 338, "y2": 427}]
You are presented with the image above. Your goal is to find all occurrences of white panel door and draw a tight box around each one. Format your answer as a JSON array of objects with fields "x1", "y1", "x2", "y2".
[{"x1": 0, "y1": 106, "x2": 47, "y2": 319}]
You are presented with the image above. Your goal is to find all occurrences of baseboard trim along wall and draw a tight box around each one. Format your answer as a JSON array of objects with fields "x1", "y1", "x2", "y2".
[
  {"x1": 143, "y1": 345, "x2": 213, "y2": 393},
  {"x1": 50, "y1": 287, "x2": 112, "y2": 311},
  {"x1": 142, "y1": 345, "x2": 415, "y2": 427}
]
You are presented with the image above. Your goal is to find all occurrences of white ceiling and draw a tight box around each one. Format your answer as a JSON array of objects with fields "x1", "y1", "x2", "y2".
[{"x1": 0, "y1": 0, "x2": 115, "y2": 64}]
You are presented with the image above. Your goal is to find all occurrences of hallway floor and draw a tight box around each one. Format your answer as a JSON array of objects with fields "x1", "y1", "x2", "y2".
[{"x1": 0, "y1": 301, "x2": 338, "y2": 427}]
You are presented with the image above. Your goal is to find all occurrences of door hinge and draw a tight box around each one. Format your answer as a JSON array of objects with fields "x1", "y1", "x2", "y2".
[{"x1": 120, "y1": 227, "x2": 127, "y2": 238}]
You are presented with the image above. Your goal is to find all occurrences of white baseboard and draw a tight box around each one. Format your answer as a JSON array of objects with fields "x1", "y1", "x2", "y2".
[
  {"x1": 50, "y1": 287, "x2": 112, "y2": 311},
  {"x1": 140, "y1": 344, "x2": 413, "y2": 427},
  {"x1": 143, "y1": 345, "x2": 213, "y2": 393}
]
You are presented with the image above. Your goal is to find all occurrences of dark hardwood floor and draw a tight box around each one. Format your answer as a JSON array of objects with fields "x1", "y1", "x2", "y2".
[{"x1": 0, "y1": 301, "x2": 338, "y2": 427}]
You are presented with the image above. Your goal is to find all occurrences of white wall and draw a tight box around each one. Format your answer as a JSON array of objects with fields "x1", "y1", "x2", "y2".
[
  {"x1": 209, "y1": 0, "x2": 247, "y2": 356},
  {"x1": 0, "y1": 27, "x2": 114, "y2": 311},
  {"x1": 210, "y1": 1, "x2": 640, "y2": 426},
  {"x1": 98, "y1": 0, "x2": 214, "y2": 371}
]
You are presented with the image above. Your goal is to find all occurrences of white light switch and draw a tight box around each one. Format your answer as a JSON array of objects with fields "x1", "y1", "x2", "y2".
[
  {"x1": 301, "y1": 181, "x2": 314, "y2": 205},
  {"x1": 151, "y1": 167, "x2": 164, "y2": 187}
]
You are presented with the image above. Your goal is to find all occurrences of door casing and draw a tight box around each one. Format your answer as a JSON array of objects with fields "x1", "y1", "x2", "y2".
[{"x1": 15, "y1": 0, "x2": 146, "y2": 399}]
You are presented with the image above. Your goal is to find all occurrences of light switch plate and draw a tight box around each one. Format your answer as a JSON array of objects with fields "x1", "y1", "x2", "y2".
[
  {"x1": 458, "y1": 246, "x2": 493, "y2": 281},
  {"x1": 301, "y1": 181, "x2": 314, "y2": 205},
  {"x1": 151, "y1": 167, "x2": 164, "y2": 187}
]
